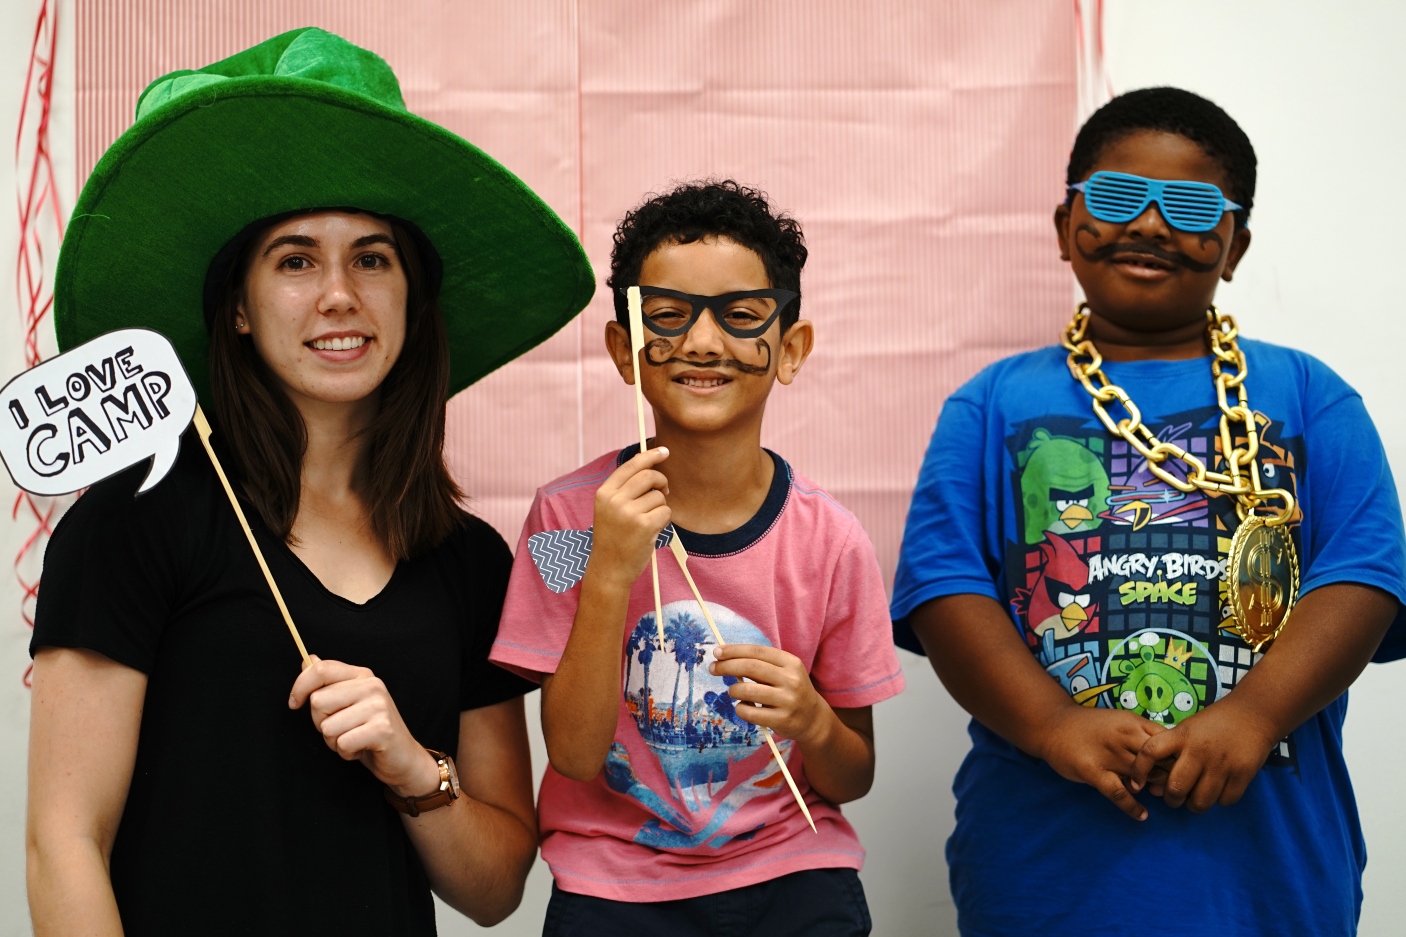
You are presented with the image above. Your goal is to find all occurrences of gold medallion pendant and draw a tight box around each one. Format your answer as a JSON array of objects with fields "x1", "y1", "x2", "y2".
[
  {"x1": 1062, "y1": 304, "x2": 1300, "y2": 651},
  {"x1": 1227, "y1": 516, "x2": 1300, "y2": 651}
]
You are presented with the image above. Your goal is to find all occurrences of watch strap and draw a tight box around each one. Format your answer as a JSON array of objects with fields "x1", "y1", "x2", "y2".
[{"x1": 384, "y1": 751, "x2": 459, "y2": 817}]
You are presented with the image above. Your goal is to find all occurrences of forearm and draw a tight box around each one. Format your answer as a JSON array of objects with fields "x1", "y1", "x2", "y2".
[
  {"x1": 27, "y1": 835, "x2": 123, "y2": 936},
  {"x1": 402, "y1": 795, "x2": 536, "y2": 925},
  {"x1": 910, "y1": 594, "x2": 1076, "y2": 758},
  {"x1": 541, "y1": 567, "x2": 633, "y2": 780},
  {"x1": 1220, "y1": 583, "x2": 1396, "y2": 739},
  {"x1": 794, "y1": 707, "x2": 874, "y2": 804}
]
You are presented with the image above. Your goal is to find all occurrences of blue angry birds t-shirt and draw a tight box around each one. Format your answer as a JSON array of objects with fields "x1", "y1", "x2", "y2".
[{"x1": 892, "y1": 339, "x2": 1406, "y2": 937}]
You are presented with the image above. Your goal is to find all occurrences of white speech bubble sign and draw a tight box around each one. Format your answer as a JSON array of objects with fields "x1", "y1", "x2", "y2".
[{"x1": 0, "y1": 328, "x2": 198, "y2": 496}]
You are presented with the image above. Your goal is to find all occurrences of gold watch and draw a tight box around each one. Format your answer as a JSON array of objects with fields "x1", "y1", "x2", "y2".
[{"x1": 383, "y1": 750, "x2": 460, "y2": 817}]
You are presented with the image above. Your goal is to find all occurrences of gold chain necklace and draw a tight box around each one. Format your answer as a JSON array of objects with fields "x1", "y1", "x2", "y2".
[{"x1": 1061, "y1": 303, "x2": 1299, "y2": 650}]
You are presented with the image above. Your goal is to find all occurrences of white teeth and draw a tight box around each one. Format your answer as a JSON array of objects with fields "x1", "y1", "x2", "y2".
[
  {"x1": 311, "y1": 336, "x2": 366, "y2": 351},
  {"x1": 678, "y1": 376, "x2": 727, "y2": 388}
]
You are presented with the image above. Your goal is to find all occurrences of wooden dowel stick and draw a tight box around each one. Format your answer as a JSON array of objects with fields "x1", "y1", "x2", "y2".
[
  {"x1": 667, "y1": 538, "x2": 817, "y2": 834},
  {"x1": 192, "y1": 405, "x2": 310, "y2": 664},
  {"x1": 626, "y1": 287, "x2": 668, "y2": 652}
]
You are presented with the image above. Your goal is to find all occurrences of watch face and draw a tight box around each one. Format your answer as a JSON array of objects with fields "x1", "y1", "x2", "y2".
[{"x1": 444, "y1": 755, "x2": 461, "y2": 798}]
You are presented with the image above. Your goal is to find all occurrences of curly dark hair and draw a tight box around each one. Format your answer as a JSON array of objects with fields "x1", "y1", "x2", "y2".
[
  {"x1": 1067, "y1": 87, "x2": 1257, "y2": 227},
  {"x1": 607, "y1": 180, "x2": 808, "y2": 331}
]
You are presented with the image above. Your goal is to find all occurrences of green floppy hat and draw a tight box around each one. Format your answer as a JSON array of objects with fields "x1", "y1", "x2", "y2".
[{"x1": 54, "y1": 27, "x2": 594, "y2": 403}]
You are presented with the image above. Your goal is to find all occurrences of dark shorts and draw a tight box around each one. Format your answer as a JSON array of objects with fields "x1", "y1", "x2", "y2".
[{"x1": 542, "y1": 867, "x2": 872, "y2": 937}]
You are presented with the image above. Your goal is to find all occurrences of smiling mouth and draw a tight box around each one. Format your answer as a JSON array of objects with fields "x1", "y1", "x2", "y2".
[
  {"x1": 309, "y1": 336, "x2": 368, "y2": 351},
  {"x1": 675, "y1": 375, "x2": 731, "y2": 389}
]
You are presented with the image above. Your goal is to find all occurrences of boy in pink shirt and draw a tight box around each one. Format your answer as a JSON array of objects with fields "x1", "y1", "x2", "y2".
[{"x1": 491, "y1": 181, "x2": 903, "y2": 934}]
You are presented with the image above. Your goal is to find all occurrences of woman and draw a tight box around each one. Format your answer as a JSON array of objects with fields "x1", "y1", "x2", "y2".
[{"x1": 25, "y1": 28, "x2": 593, "y2": 935}]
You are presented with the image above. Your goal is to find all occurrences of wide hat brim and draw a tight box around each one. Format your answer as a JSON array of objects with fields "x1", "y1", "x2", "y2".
[{"x1": 55, "y1": 76, "x2": 594, "y2": 403}]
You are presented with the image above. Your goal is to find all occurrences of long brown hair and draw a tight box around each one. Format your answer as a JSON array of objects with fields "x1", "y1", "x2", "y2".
[{"x1": 207, "y1": 212, "x2": 464, "y2": 560}]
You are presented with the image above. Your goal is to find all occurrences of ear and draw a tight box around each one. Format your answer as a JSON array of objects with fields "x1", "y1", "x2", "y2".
[
  {"x1": 233, "y1": 300, "x2": 249, "y2": 334},
  {"x1": 1054, "y1": 204, "x2": 1073, "y2": 262},
  {"x1": 775, "y1": 319, "x2": 815, "y2": 386},
  {"x1": 1220, "y1": 225, "x2": 1253, "y2": 282},
  {"x1": 604, "y1": 319, "x2": 638, "y2": 385}
]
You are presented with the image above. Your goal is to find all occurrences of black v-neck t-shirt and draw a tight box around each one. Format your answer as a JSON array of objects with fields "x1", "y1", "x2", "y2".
[{"x1": 31, "y1": 429, "x2": 533, "y2": 935}]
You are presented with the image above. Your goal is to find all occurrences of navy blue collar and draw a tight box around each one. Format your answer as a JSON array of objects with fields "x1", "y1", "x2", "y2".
[{"x1": 615, "y1": 445, "x2": 791, "y2": 557}]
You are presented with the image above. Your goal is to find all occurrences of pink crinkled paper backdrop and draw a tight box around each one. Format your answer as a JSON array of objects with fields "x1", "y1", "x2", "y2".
[{"x1": 76, "y1": 0, "x2": 1076, "y2": 586}]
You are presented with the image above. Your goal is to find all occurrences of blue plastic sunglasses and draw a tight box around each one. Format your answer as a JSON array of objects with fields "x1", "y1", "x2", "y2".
[{"x1": 1068, "y1": 171, "x2": 1242, "y2": 232}]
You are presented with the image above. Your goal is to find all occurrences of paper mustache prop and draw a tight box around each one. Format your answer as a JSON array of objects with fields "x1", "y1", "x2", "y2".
[
  {"x1": 622, "y1": 287, "x2": 816, "y2": 833},
  {"x1": 0, "y1": 328, "x2": 309, "y2": 663}
]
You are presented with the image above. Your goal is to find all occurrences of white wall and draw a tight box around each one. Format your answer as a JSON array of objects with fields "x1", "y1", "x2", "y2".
[
  {"x1": 1103, "y1": 5, "x2": 1406, "y2": 936},
  {"x1": 2, "y1": 3, "x2": 1403, "y2": 936}
]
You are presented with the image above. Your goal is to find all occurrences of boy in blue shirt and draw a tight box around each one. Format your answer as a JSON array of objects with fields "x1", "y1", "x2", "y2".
[{"x1": 893, "y1": 87, "x2": 1406, "y2": 936}]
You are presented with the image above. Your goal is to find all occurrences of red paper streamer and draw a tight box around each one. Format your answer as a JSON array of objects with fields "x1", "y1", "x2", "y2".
[{"x1": 14, "y1": 0, "x2": 66, "y2": 687}]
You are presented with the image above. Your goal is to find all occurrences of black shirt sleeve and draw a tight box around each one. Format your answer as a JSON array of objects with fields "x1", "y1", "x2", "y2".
[
  {"x1": 30, "y1": 435, "x2": 201, "y2": 674},
  {"x1": 447, "y1": 514, "x2": 537, "y2": 711}
]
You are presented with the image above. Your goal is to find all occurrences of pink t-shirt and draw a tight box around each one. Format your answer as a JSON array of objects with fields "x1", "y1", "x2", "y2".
[{"x1": 491, "y1": 447, "x2": 905, "y2": 902}]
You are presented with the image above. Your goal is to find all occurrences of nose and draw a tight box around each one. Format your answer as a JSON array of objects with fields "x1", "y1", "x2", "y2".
[
  {"x1": 318, "y1": 262, "x2": 358, "y2": 316},
  {"x1": 678, "y1": 307, "x2": 727, "y2": 358},
  {"x1": 1123, "y1": 199, "x2": 1173, "y2": 241}
]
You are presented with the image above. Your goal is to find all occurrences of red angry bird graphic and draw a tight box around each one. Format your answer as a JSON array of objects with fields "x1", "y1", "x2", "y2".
[{"x1": 1014, "y1": 533, "x2": 1099, "y2": 644}]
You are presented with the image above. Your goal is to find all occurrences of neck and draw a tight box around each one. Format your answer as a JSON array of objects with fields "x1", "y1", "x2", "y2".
[
  {"x1": 1085, "y1": 309, "x2": 1209, "y2": 362},
  {"x1": 649, "y1": 410, "x2": 772, "y2": 535},
  {"x1": 289, "y1": 391, "x2": 380, "y2": 505}
]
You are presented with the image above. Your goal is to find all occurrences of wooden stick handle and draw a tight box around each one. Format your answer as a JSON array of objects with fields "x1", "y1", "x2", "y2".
[
  {"x1": 192, "y1": 406, "x2": 310, "y2": 664},
  {"x1": 667, "y1": 538, "x2": 817, "y2": 833},
  {"x1": 763, "y1": 726, "x2": 817, "y2": 833},
  {"x1": 626, "y1": 287, "x2": 668, "y2": 651}
]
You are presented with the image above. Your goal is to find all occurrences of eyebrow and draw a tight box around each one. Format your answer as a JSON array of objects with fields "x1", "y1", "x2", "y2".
[
  {"x1": 261, "y1": 232, "x2": 397, "y2": 256},
  {"x1": 262, "y1": 234, "x2": 316, "y2": 256}
]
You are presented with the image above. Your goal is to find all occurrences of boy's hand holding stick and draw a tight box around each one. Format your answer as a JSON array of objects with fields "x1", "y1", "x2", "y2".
[{"x1": 625, "y1": 287, "x2": 817, "y2": 833}]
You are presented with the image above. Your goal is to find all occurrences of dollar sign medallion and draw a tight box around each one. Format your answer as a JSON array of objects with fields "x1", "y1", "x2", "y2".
[{"x1": 1228, "y1": 516, "x2": 1300, "y2": 651}]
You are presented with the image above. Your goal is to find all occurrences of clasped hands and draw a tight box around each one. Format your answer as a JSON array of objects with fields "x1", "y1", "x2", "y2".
[{"x1": 1037, "y1": 694, "x2": 1284, "y2": 821}]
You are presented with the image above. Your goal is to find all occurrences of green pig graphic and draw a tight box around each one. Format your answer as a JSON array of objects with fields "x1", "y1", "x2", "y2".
[
  {"x1": 1018, "y1": 429, "x2": 1111, "y2": 544},
  {"x1": 1114, "y1": 645, "x2": 1198, "y2": 726}
]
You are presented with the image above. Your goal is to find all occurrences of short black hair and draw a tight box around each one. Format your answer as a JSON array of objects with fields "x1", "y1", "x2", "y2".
[
  {"x1": 607, "y1": 179, "x2": 808, "y2": 330},
  {"x1": 1067, "y1": 87, "x2": 1257, "y2": 226}
]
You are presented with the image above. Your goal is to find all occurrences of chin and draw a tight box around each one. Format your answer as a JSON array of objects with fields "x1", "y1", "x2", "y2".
[
  {"x1": 289, "y1": 377, "x2": 386, "y2": 406},
  {"x1": 660, "y1": 404, "x2": 749, "y2": 435},
  {"x1": 1088, "y1": 291, "x2": 1211, "y2": 330}
]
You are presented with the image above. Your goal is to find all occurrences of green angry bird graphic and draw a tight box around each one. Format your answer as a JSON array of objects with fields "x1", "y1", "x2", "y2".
[
  {"x1": 1113, "y1": 642, "x2": 1200, "y2": 725},
  {"x1": 1018, "y1": 429, "x2": 1111, "y2": 544}
]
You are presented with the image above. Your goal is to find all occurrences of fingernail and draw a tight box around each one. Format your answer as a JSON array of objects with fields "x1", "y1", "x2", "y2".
[
  {"x1": 711, "y1": 646, "x2": 722, "y2": 658},
  {"x1": 1130, "y1": 780, "x2": 1142, "y2": 791},
  {"x1": 1138, "y1": 810, "x2": 1148, "y2": 821},
  {"x1": 288, "y1": 695, "x2": 296, "y2": 708},
  {"x1": 709, "y1": 664, "x2": 718, "y2": 674},
  {"x1": 657, "y1": 447, "x2": 669, "y2": 456}
]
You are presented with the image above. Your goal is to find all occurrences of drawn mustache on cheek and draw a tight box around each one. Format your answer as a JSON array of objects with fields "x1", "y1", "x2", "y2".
[
  {"x1": 1074, "y1": 223, "x2": 1224, "y2": 274},
  {"x1": 643, "y1": 337, "x2": 772, "y2": 375}
]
